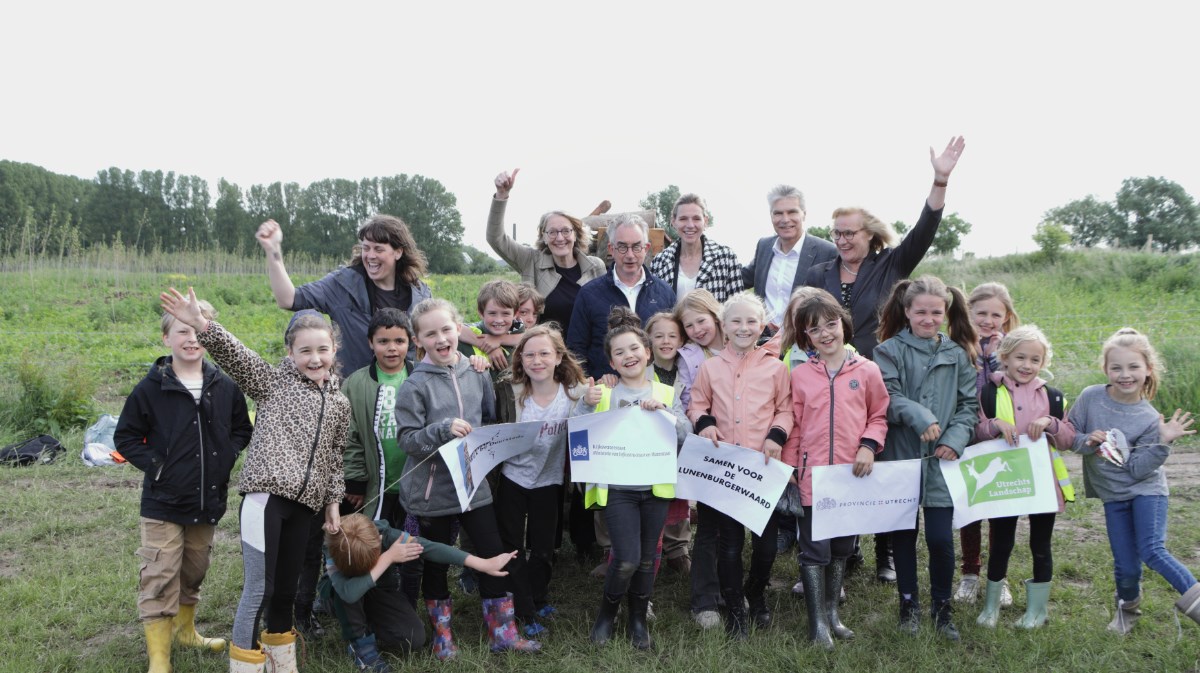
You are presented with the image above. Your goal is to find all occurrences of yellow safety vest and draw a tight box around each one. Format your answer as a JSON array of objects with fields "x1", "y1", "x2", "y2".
[
  {"x1": 996, "y1": 386, "x2": 1075, "y2": 502},
  {"x1": 583, "y1": 381, "x2": 677, "y2": 508}
]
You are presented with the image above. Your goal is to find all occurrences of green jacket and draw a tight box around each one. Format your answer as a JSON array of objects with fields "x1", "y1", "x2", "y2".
[
  {"x1": 874, "y1": 328, "x2": 979, "y2": 507},
  {"x1": 342, "y1": 361, "x2": 413, "y2": 519},
  {"x1": 326, "y1": 520, "x2": 468, "y2": 604}
]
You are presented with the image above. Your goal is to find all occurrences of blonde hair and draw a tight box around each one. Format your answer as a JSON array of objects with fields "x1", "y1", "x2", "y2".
[
  {"x1": 409, "y1": 298, "x2": 462, "y2": 360},
  {"x1": 673, "y1": 288, "x2": 724, "y2": 345},
  {"x1": 996, "y1": 324, "x2": 1054, "y2": 375},
  {"x1": 1101, "y1": 328, "x2": 1163, "y2": 400},
  {"x1": 645, "y1": 311, "x2": 683, "y2": 339},
  {"x1": 831, "y1": 207, "x2": 897, "y2": 253},
  {"x1": 535, "y1": 211, "x2": 592, "y2": 256},
  {"x1": 161, "y1": 300, "x2": 215, "y2": 334},
  {"x1": 968, "y1": 282, "x2": 1021, "y2": 333},
  {"x1": 720, "y1": 292, "x2": 767, "y2": 326}
]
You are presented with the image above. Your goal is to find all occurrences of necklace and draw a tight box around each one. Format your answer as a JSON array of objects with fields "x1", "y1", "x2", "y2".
[{"x1": 841, "y1": 262, "x2": 860, "y2": 277}]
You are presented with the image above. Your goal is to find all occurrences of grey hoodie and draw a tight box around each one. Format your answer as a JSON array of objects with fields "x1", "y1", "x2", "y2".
[
  {"x1": 396, "y1": 356, "x2": 496, "y2": 517},
  {"x1": 1068, "y1": 384, "x2": 1170, "y2": 502}
]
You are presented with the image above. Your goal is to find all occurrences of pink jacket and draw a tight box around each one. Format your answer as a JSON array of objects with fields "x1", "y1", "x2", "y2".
[
  {"x1": 687, "y1": 343, "x2": 791, "y2": 453},
  {"x1": 782, "y1": 350, "x2": 889, "y2": 506},
  {"x1": 974, "y1": 371, "x2": 1077, "y2": 511}
]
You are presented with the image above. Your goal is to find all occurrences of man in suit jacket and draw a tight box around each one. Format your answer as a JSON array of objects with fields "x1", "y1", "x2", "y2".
[{"x1": 741, "y1": 185, "x2": 838, "y2": 330}]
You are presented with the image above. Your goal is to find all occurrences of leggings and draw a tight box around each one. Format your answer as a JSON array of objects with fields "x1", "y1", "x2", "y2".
[
  {"x1": 232, "y1": 493, "x2": 313, "y2": 649},
  {"x1": 892, "y1": 506, "x2": 955, "y2": 603},
  {"x1": 417, "y1": 505, "x2": 509, "y2": 600},
  {"x1": 987, "y1": 513, "x2": 1055, "y2": 583},
  {"x1": 495, "y1": 475, "x2": 562, "y2": 620}
]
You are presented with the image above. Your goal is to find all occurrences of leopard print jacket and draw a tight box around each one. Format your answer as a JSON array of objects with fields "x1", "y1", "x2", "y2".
[{"x1": 197, "y1": 321, "x2": 350, "y2": 512}]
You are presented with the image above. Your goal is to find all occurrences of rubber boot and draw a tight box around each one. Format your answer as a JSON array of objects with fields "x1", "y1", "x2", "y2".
[
  {"x1": 932, "y1": 600, "x2": 960, "y2": 641},
  {"x1": 590, "y1": 593, "x2": 622, "y2": 645},
  {"x1": 1176, "y1": 583, "x2": 1200, "y2": 626},
  {"x1": 801, "y1": 565, "x2": 834, "y2": 650},
  {"x1": 425, "y1": 598, "x2": 459, "y2": 661},
  {"x1": 627, "y1": 593, "x2": 653, "y2": 650},
  {"x1": 976, "y1": 579, "x2": 1005, "y2": 628},
  {"x1": 347, "y1": 633, "x2": 392, "y2": 672},
  {"x1": 1106, "y1": 594, "x2": 1141, "y2": 635},
  {"x1": 898, "y1": 596, "x2": 920, "y2": 635},
  {"x1": 173, "y1": 603, "x2": 226, "y2": 652},
  {"x1": 1013, "y1": 580, "x2": 1049, "y2": 628},
  {"x1": 482, "y1": 593, "x2": 542, "y2": 653},
  {"x1": 825, "y1": 560, "x2": 854, "y2": 640},
  {"x1": 260, "y1": 629, "x2": 298, "y2": 673},
  {"x1": 143, "y1": 618, "x2": 173, "y2": 673},
  {"x1": 229, "y1": 643, "x2": 266, "y2": 673},
  {"x1": 875, "y1": 534, "x2": 896, "y2": 583}
]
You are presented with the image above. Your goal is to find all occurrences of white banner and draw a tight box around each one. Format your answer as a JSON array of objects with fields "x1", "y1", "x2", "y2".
[
  {"x1": 437, "y1": 420, "x2": 551, "y2": 511},
  {"x1": 810, "y1": 460, "x2": 922, "y2": 541},
  {"x1": 566, "y1": 407, "x2": 677, "y2": 486},
  {"x1": 940, "y1": 436, "x2": 1058, "y2": 529},
  {"x1": 674, "y1": 435, "x2": 793, "y2": 536}
]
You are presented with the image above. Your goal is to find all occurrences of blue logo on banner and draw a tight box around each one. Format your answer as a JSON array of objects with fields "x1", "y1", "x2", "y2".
[{"x1": 569, "y1": 430, "x2": 590, "y2": 461}]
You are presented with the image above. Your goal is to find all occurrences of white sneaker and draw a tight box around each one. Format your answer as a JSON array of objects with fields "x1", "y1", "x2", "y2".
[
  {"x1": 647, "y1": 600, "x2": 656, "y2": 621},
  {"x1": 954, "y1": 574, "x2": 980, "y2": 603},
  {"x1": 1000, "y1": 579, "x2": 1013, "y2": 607},
  {"x1": 693, "y1": 610, "x2": 720, "y2": 629}
]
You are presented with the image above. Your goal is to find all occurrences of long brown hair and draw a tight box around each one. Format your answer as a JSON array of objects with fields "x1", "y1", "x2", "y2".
[
  {"x1": 350, "y1": 214, "x2": 429, "y2": 286},
  {"x1": 876, "y1": 276, "x2": 978, "y2": 363},
  {"x1": 779, "y1": 286, "x2": 837, "y2": 355},
  {"x1": 786, "y1": 291, "x2": 853, "y2": 352},
  {"x1": 510, "y1": 325, "x2": 586, "y2": 403}
]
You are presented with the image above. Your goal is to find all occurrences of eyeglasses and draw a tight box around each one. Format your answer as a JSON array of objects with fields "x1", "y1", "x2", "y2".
[
  {"x1": 613, "y1": 242, "x2": 647, "y2": 254},
  {"x1": 804, "y1": 320, "x2": 842, "y2": 338},
  {"x1": 544, "y1": 228, "x2": 574, "y2": 239},
  {"x1": 521, "y1": 350, "x2": 555, "y2": 361},
  {"x1": 830, "y1": 228, "x2": 864, "y2": 241}
]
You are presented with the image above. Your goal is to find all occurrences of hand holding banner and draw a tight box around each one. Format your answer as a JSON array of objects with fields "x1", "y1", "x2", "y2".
[
  {"x1": 940, "y1": 436, "x2": 1058, "y2": 529},
  {"x1": 810, "y1": 460, "x2": 921, "y2": 541},
  {"x1": 567, "y1": 407, "x2": 677, "y2": 486},
  {"x1": 437, "y1": 420, "x2": 555, "y2": 512},
  {"x1": 674, "y1": 434, "x2": 792, "y2": 536}
]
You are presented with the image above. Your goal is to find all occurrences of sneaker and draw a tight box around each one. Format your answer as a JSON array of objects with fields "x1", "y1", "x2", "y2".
[
  {"x1": 522, "y1": 621, "x2": 547, "y2": 637},
  {"x1": 999, "y1": 579, "x2": 1013, "y2": 607},
  {"x1": 694, "y1": 609, "x2": 720, "y2": 629},
  {"x1": 646, "y1": 601, "x2": 656, "y2": 621},
  {"x1": 792, "y1": 578, "x2": 805, "y2": 596},
  {"x1": 347, "y1": 635, "x2": 392, "y2": 672},
  {"x1": 954, "y1": 574, "x2": 980, "y2": 603},
  {"x1": 536, "y1": 605, "x2": 558, "y2": 620}
]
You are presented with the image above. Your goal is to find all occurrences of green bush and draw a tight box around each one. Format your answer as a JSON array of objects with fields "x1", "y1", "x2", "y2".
[
  {"x1": 1157, "y1": 339, "x2": 1200, "y2": 413},
  {"x1": 0, "y1": 358, "x2": 97, "y2": 436}
]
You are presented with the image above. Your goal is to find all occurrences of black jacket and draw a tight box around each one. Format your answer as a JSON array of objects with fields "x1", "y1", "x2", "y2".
[{"x1": 115, "y1": 356, "x2": 253, "y2": 525}]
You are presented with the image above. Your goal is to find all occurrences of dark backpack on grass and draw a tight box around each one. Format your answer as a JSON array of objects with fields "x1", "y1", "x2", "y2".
[{"x1": 0, "y1": 435, "x2": 65, "y2": 466}]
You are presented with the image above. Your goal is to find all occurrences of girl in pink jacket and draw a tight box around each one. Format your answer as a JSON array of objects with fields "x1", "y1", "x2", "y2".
[
  {"x1": 972, "y1": 325, "x2": 1075, "y2": 629},
  {"x1": 780, "y1": 290, "x2": 889, "y2": 649},
  {"x1": 688, "y1": 292, "x2": 791, "y2": 640}
]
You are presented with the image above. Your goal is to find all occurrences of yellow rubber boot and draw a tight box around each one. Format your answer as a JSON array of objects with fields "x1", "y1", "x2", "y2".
[
  {"x1": 143, "y1": 618, "x2": 173, "y2": 673},
  {"x1": 229, "y1": 643, "x2": 266, "y2": 673},
  {"x1": 173, "y1": 603, "x2": 226, "y2": 652},
  {"x1": 260, "y1": 629, "x2": 298, "y2": 673}
]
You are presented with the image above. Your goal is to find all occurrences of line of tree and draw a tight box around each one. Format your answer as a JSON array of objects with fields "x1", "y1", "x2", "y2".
[
  {"x1": 0, "y1": 160, "x2": 479, "y2": 272},
  {"x1": 1041, "y1": 176, "x2": 1200, "y2": 252}
]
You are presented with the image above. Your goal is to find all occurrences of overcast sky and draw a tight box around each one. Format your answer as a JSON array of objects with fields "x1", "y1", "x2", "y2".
[{"x1": 3, "y1": 1, "x2": 1197, "y2": 263}]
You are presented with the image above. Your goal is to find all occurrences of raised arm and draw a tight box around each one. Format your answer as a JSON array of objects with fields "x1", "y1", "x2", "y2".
[
  {"x1": 926, "y1": 136, "x2": 965, "y2": 212},
  {"x1": 486, "y1": 169, "x2": 538, "y2": 274},
  {"x1": 256, "y1": 219, "x2": 297, "y2": 310}
]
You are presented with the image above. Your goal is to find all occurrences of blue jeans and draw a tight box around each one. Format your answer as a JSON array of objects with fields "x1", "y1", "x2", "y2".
[
  {"x1": 602, "y1": 489, "x2": 669, "y2": 599},
  {"x1": 1103, "y1": 495, "x2": 1197, "y2": 599}
]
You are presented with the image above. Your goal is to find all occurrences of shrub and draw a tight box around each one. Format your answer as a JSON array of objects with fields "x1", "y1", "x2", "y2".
[{"x1": 0, "y1": 358, "x2": 97, "y2": 436}]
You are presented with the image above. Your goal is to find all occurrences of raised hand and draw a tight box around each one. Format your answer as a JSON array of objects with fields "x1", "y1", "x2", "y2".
[
  {"x1": 930, "y1": 136, "x2": 966, "y2": 181},
  {"x1": 256, "y1": 219, "x2": 283, "y2": 254},
  {"x1": 583, "y1": 378, "x2": 603, "y2": 406},
  {"x1": 160, "y1": 287, "x2": 208, "y2": 332},
  {"x1": 1160, "y1": 409, "x2": 1196, "y2": 444},
  {"x1": 494, "y1": 169, "x2": 520, "y2": 200}
]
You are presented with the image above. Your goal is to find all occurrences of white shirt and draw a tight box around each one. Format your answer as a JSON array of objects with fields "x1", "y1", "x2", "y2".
[
  {"x1": 765, "y1": 237, "x2": 802, "y2": 326},
  {"x1": 675, "y1": 268, "x2": 698, "y2": 298},
  {"x1": 613, "y1": 266, "x2": 646, "y2": 310}
]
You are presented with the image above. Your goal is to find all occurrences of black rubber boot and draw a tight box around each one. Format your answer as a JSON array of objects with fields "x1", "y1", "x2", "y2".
[
  {"x1": 875, "y1": 533, "x2": 896, "y2": 583},
  {"x1": 589, "y1": 593, "x2": 621, "y2": 645},
  {"x1": 801, "y1": 565, "x2": 834, "y2": 650},
  {"x1": 932, "y1": 599, "x2": 961, "y2": 641},
  {"x1": 627, "y1": 593, "x2": 653, "y2": 650},
  {"x1": 825, "y1": 560, "x2": 854, "y2": 640}
]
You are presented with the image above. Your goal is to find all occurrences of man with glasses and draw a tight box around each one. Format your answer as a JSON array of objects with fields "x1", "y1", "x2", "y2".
[
  {"x1": 566, "y1": 214, "x2": 676, "y2": 378},
  {"x1": 741, "y1": 185, "x2": 838, "y2": 333}
]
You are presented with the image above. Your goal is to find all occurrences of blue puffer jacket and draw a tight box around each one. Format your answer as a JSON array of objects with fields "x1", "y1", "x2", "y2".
[
  {"x1": 565, "y1": 267, "x2": 676, "y2": 378},
  {"x1": 291, "y1": 266, "x2": 431, "y2": 375}
]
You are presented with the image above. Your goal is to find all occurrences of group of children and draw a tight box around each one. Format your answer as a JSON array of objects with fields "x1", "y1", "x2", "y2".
[{"x1": 118, "y1": 270, "x2": 1198, "y2": 671}]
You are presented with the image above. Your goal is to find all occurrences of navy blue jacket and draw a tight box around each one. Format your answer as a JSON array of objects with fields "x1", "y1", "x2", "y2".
[
  {"x1": 565, "y1": 267, "x2": 676, "y2": 378},
  {"x1": 115, "y1": 357, "x2": 253, "y2": 525}
]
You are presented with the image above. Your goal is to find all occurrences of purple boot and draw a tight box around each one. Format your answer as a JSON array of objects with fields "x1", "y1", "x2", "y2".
[
  {"x1": 425, "y1": 598, "x2": 459, "y2": 661},
  {"x1": 482, "y1": 593, "x2": 542, "y2": 654}
]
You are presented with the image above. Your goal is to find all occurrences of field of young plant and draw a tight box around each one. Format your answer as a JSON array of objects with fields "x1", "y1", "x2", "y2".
[{"x1": 1, "y1": 249, "x2": 1199, "y2": 672}]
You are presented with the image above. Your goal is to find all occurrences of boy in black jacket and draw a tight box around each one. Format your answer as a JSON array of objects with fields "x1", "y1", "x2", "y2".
[{"x1": 115, "y1": 301, "x2": 253, "y2": 673}]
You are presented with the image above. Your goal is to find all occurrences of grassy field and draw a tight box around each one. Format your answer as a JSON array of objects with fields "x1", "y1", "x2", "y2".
[{"x1": 2, "y1": 249, "x2": 1200, "y2": 672}]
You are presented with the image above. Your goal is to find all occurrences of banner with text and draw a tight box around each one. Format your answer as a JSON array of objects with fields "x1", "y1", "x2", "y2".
[
  {"x1": 810, "y1": 460, "x2": 922, "y2": 541},
  {"x1": 674, "y1": 435, "x2": 793, "y2": 536},
  {"x1": 567, "y1": 407, "x2": 677, "y2": 486},
  {"x1": 940, "y1": 436, "x2": 1058, "y2": 529},
  {"x1": 438, "y1": 420, "x2": 554, "y2": 511}
]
